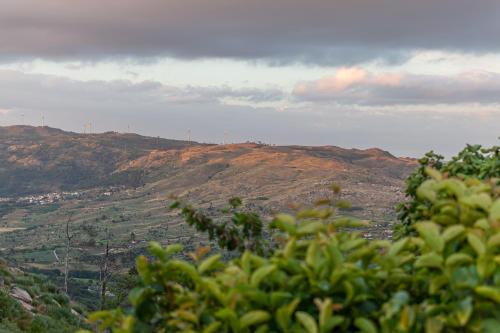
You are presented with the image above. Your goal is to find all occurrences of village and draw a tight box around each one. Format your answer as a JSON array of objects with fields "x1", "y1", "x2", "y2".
[{"x1": 0, "y1": 186, "x2": 123, "y2": 206}]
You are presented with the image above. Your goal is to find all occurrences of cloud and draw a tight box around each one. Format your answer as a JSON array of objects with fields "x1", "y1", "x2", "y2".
[
  {"x1": 293, "y1": 68, "x2": 500, "y2": 105},
  {"x1": 0, "y1": 69, "x2": 282, "y2": 109},
  {"x1": 1, "y1": 0, "x2": 499, "y2": 65}
]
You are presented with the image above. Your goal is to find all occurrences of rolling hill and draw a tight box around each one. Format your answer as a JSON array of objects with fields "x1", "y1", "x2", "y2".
[{"x1": 0, "y1": 125, "x2": 196, "y2": 196}]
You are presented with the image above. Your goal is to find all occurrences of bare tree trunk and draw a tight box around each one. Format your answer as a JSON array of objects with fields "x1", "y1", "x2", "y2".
[
  {"x1": 100, "y1": 235, "x2": 110, "y2": 310},
  {"x1": 64, "y1": 215, "x2": 73, "y2": 294}
]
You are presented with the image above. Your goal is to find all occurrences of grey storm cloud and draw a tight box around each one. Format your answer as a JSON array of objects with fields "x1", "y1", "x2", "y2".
[
  {"x1": 0, "y1": 69, "x2": 499, "y2": 158},
  {"x1": 293, "y1": 68, "x2": 500, "y2": 105},
  {"x1": 1, "y1": 0, "x2": 499, "y2": 64}
]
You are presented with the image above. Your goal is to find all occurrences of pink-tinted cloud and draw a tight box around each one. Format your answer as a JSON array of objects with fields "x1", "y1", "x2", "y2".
[{"x1": 293, "y1": 68, "x2": 500, "y2": 105}]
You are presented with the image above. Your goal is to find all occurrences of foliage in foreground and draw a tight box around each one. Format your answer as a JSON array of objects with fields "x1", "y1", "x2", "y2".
[
  {"x1": 396, "y1": 144, "x2": 499, "y2": 238},
  {"x1": 84, "y1": 171, "x2": 500, "y2": 332}
]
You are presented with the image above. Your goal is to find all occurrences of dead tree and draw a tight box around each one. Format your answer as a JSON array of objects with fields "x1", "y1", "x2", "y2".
[
  {"x1": 99, "y1": 227, "x2": 115, "y2": 310},
  {"x1": 63, "y1": 214, "x2": 74, "y2": 294}
]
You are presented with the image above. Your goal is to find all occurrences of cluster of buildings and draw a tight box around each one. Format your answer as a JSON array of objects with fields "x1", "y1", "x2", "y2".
[{"x1": 10, "y1": 191, "x2": 82, "y2": 205}]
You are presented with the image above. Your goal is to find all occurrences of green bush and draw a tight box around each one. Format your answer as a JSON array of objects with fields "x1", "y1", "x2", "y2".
[
  {"x1": 396, "y1": 144, "x2": 499, "y2": 238},
  {"x1": 85, "y1": 172, "x2": 500, "y2": 332},
  {"x1": 171, "y1": 197, "x2": 268, "y2": 255}
]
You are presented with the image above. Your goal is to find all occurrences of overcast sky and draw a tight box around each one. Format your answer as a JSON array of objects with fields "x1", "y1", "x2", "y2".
[{"x1": 0, "y1": 0, "x2": 499, "y2": 157}]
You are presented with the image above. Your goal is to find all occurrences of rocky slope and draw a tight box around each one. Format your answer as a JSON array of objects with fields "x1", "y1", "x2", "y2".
[{"x1": 0, "y1": 259, "x2": 86, "y2": 332}]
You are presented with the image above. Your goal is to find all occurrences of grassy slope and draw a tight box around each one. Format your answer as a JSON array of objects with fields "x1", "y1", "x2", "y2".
[{"x1": 0, "y1": 260, "x2": 86, "y2": 332}]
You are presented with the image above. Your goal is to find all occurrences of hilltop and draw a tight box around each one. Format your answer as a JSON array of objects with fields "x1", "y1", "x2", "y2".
[{"x1": 0, "y1": 125, "x2": 196, "y2": 196}]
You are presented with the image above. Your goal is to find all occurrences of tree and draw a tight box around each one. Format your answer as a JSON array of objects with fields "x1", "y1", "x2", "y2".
[
  {"x1": 63, "y1": 214, "x2": 74, "y2": 294},
  {"x1": 395, "y1": 144, "x2": 499, "y2": 238},
  {"x1": 98, "y1": 228, "x2": 111, "y2": 311}
]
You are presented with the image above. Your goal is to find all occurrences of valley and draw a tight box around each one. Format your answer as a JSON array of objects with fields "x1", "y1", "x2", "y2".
[{"x1": 0, "y1": 125, "x2": 416, "y2": 307}]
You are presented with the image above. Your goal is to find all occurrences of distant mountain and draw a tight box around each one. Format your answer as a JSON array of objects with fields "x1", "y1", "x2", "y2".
[
  {"x1": 0, "y1": 126, "x2": 415, "y2": 200},
  {"x1": 0, "y1": 126, "x2": 197, "y2": 196}
]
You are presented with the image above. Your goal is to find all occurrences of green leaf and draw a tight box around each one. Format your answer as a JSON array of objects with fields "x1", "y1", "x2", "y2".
[
  {"x1": 387, "y1": 238, "x2": 409, "y2": 257},
  {"x1": 271, "y1": 214, "x2": 296, "y2": 234},
  {"x1": 297, "y1": 221, "x2": 325, "y2": 235},
  {"x1": 415, "y1": 253, "x2": 443, "y2": 269},
  {"x1": 414, "y1": 222, "x2": 444, "y2": 253},
  {"x1": 425, "y1": 167, "x2": 442, "y2": 181},
  {"x1": 306, "y1": 242, "x2": 320, "y2": 268},
  {"x1": 486, "y1": 233, "x2": 500, "y2": 249},
  {"x1": 276, "y1": 299, "x2": 300, "y2": 331},
  {"x1": 490, "y1": 199, "x2": 500, "y2": 220},
  {"x1": 322, "y1": 316, "x2": 344, "y2": 332},
  {"x1": 339, "y1": 238, "x2": 366, "y2": 252},
  {"x1": 442, "y1": 179, "x2": 466, "y2": 198},
  {"x1": 165, "y1": 244, "x2": 184, "y2": 256},
  {"x1": 425, "y1": 317, "x2": 444, "y2": 333},
  {"x1": 168, "y1": 260, "x2": 200, "y2": 282},
  {"x1": 474, "y1": 218, "x2": 490, "y2": 230},
  {"x1": 354, "y1": 317, "x2": 378, "y2": 333},
  {"x1": 240, "y1": 310, "x2": 271, "y2": 329},
  {"x1": 429, "y1": 275, "x2": 448, "y2": 294},
  {"x1": 250, "y1": 264, "x2": 276, "y2": 287},
  {"x1": 442, "y1": 225, "x2": 465, "y2": 243},
  {"x1": 136, "y1": 255, "x2": 151, "y2": 282},
  {"x1": 460, "y1": 193, "x2": 492, "y2": 211},
  {"x1": 198, "y1": 254, "x2": 222, "y2": 274},
  {"x1": 202, "y1": 322, "x2": 222, "y2": 333},
  {"x1": 148, "y1": 241, "x2": 166, "y2": 260},
  {"x1": 445, "y1": 253, "x2": 473, "y2": 267},
  {"x1": 416, "y1": 179, "x2": 437, "y2": 202},
  {"x1": 296, "y1": 311, "x2": 318, "y2": 333},
  {"x1": 453, "y1": 297, "x2": 473, "y2": 326},
  {"x1": 128, "y1": 287, "x2": 145, "y2": 306},
  {"x1": 202, "y1": 278, "x2": 224, "y2": 303},
  {"x1": 467, "y1": 233, "x2": 486, "y2": 256},
  {"x1": 482, "y1": 319, "x2": 500, "y2": 333},
  {"x1": 475, "y1": 286, "x2": 500, "y2": 303},
  {"x1": 175, "y1": 310, "x2": 199, "y2": 324}
]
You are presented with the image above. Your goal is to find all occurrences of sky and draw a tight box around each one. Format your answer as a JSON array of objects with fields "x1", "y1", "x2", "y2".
[{"x1": 0, "y1": 0, "x2": 499, "y2": 157}]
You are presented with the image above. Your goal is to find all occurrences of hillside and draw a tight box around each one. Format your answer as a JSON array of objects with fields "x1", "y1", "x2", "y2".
[
  {"x1": 0, "y1": 126, "x2": 417, "y2": 306},
  {"x1": 0, "y1": 259, "x2": 85, "y2": 332},
  {"x1": 0, "y1": 126, "x2": 196, "y2": 196}
]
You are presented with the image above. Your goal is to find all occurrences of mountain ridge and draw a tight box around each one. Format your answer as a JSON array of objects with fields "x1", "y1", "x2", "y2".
[{"x1": 0, "y1": 125, "x2": 415, "y2": 197}]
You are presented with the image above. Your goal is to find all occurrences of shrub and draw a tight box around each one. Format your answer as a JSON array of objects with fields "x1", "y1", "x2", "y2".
[
  {"x1": 171, "y1": 197, "x2": 268, "y2": 255},
  {"x1": 396, "y1": 144, "x2": 499, "y2": 238},
  {"x1": 84, "y1": 172, "x2": 500, "y2": 333}
]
